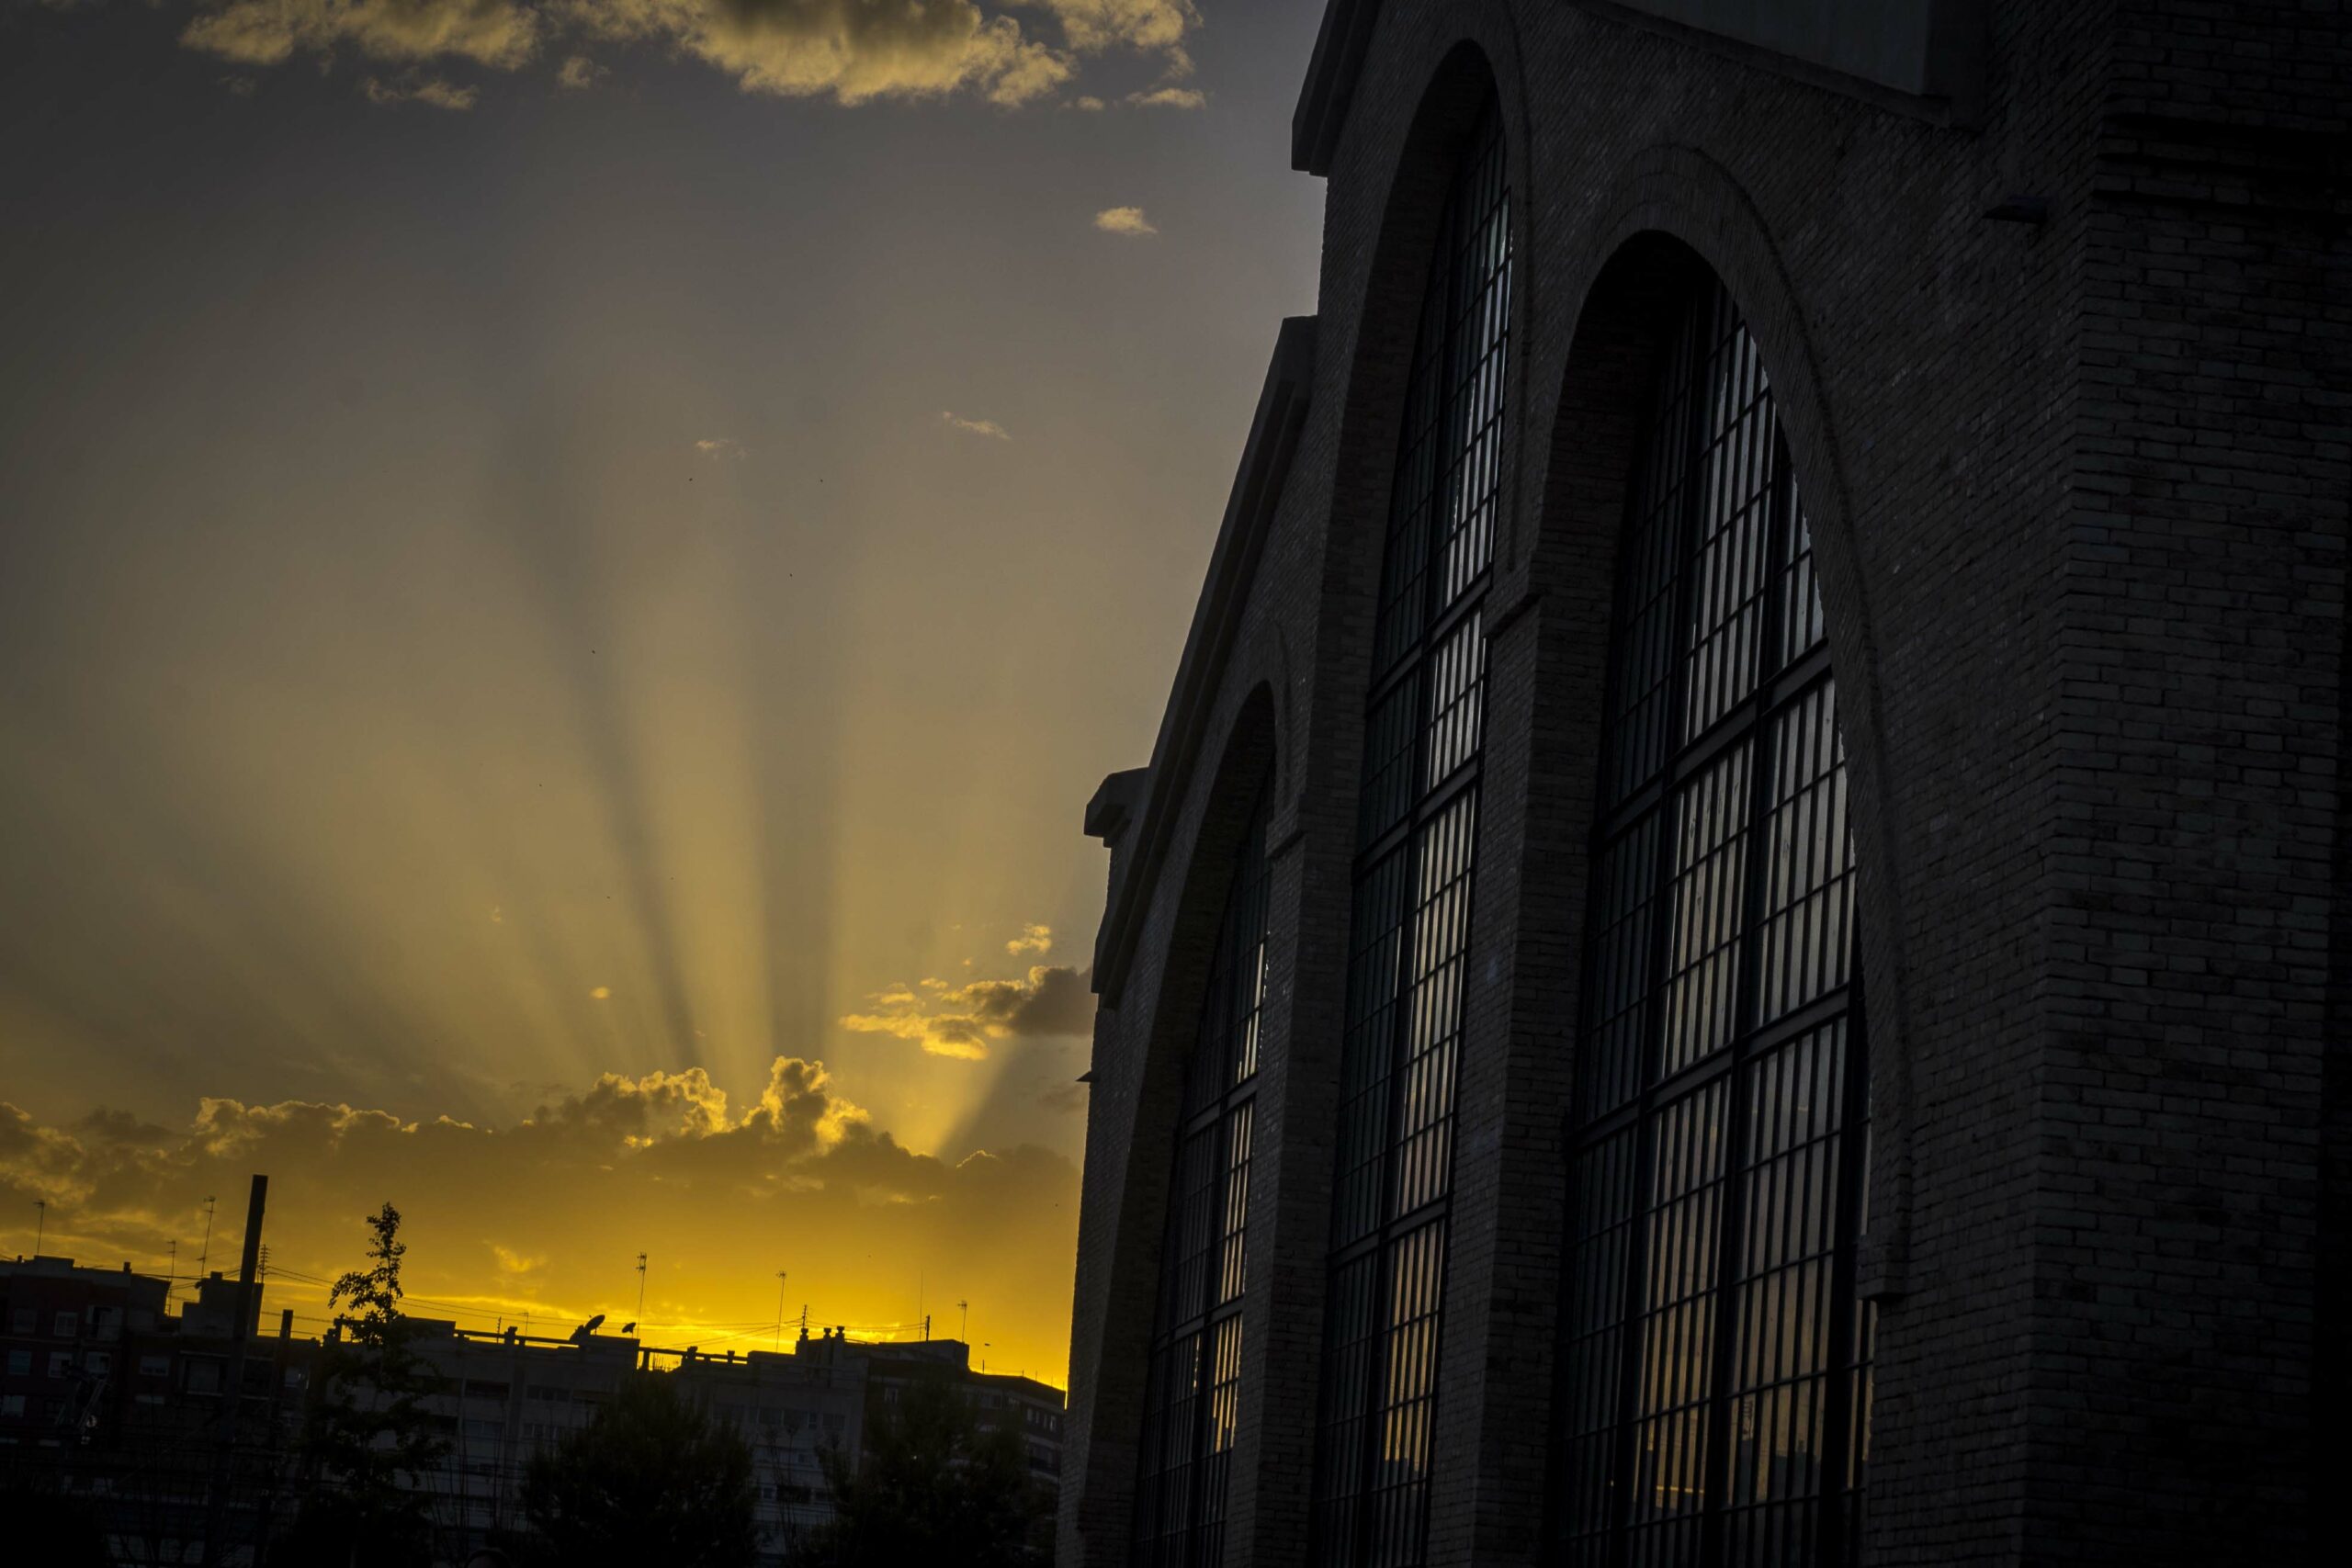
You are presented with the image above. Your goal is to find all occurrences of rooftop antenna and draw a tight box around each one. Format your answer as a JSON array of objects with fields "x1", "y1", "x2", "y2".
[
  {"x1": 774, "y1": 1270, "x2": 789, "y2": 1350},
  {"x1": 957, "y1": 1299, "x2": 968, "y2": 1343},
  {"x1": 197, "y1": 1195, "x2": 218, "y2": 1277},
  {"x1": 165, "y1": 1240, "x2": 178, "y2": 1306},
  {"x1": 32, "y1": 1199, "x2": 45, "y2": 1257},
  {"x1": 636, "y1": 1252, "x2": 649, "y2": 1322}
]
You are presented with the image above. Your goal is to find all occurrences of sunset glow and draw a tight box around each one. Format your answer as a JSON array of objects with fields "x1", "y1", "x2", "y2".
[{"x1": 0, "y1": 0, "x2": 1328, "y2": 1393}]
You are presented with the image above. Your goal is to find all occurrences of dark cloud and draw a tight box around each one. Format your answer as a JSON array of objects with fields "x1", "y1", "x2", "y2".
[
  {"x1": 842, "y1": 964, "x2": 1096, "y2": 1059},
  {"x1": 74, "y1": 1109, "x2": 175, "y2": 1147}
]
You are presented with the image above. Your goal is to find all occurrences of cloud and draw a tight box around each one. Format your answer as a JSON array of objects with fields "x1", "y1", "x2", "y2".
[
  {"x1": 0, "y1": 1058, "x2": 1081, "y2": 1380},
  {"x1": 490, "y1": 1242, "x2": 548, "y2": 1274},
  {"x1": 1093, "y1": 205, "x2": 1157, "y2": 237},
  {"x1": 1037, "y1": 1080, "x2": 1089, "y2": 1115},
  {"x1": 842, "y1": 964, "x2": 1095, "y2": 1058},
  {"x1": 1069, "y1": 94, "x2": 1105, "y2": 111},
  {"x1": 1126, "y1": 85, "x2": 1203, "y2": 108},
  {"x1": 942, "y1": 411, "x2": 1012, "y2": 442},
  {"x1": 591, "y1": 0, "x2": 1074, "y2": 107},
  {"x1": 1012, "y1": 0, "x2": 1195, "y2": 66},
  {"x1": 169, "y1": 2, "x2": 1201, "y2": 110},
  {"x1": 361, "y1": 74, "x2": 481, "y2": 109},
  {"x1": 693, "y1": 436, "x2": 745, "y2": 457},
  {"x1": 182, "y1": 0, "x2": 542, "y2": 70},
  {"x1": 1005, "y1": 923, "x2": 1052, "y2": 957}
]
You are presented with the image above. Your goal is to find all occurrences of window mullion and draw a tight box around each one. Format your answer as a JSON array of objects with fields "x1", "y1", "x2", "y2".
[
  {"x1": 1602, "y1": 299, "x2": 1716, "y2": 1558},
  {"x1": 1697, "y1": 397, "x2": 1797, "y2": 1568}
]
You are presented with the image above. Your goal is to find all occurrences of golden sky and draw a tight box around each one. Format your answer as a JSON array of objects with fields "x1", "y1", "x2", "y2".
[{"x1": 0, "y1": 0, "x2": 1326, "y2": 1387}]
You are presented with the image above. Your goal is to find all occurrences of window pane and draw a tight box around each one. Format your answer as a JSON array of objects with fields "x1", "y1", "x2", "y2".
[
  {"x1": 1316, "y1": 96, "x2": 1510, "y2": 1568},
  {"x1": 1553, "y1": 278, "x2": 1871, "y2": 1567},
  {"x1": 1136, "y1": 773, "x2": 1273, "y2": 1564}
]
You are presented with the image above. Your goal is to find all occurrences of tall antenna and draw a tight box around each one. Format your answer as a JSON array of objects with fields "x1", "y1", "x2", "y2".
[
  {"x1": 774, "y1": 1270, "x2": 789, "y2": 1350},
  {"x1": 957, "y1": 1299, "x2": 969, "y2": 1343},
  {"x1": 165, "y1": 1240, "x2": 178, "y2": 1305},
  {"x1": 636, "y1": 1252, "x2": 649, "y2": 1323},
  {"x1": 197, "y1": 1195, "x2": 218, "y2": 1277},
  {"x1": 31, "y1": 1199, "x2": 44, "y2": 1257}
]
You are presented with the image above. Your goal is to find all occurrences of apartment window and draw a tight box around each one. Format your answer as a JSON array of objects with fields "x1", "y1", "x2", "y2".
[
  {"x1": 6, "y1": 1351, "x2": 28, "y2": 1376},
  {"x1": 47, "y1": 1352, "x2": 72, "y2": 1380},
  {"x1": 8, "y1": 1309, "x2": 33, "y2": 1335},
  {"x1": 1134, "y1": 773, "x2": 1275, "y2": 1568},
  {"x1": 0, "y1": 1394, "x2": 22, "y2": 1417},
  {"x1": 1310, "y1": 96, "x2": 1511, "y2": 1568},
  {"x1": 139, "y1": 1355, "x2": 170, "y2": 1379},
  {"x1": 1551, "y1": 278, "x2": 1873, "y2": 1567},
  {"x1": 52, "y1": 1312, "x2": 77, "y2": 1337}
]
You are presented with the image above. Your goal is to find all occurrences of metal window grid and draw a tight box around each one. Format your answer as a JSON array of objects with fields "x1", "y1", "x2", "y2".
[
  {"x1": 1552, "y1": 282, "x2": 1874, "y2": 1568},
  {"x1": 1135, "y1": 777, "x2": 1275, "y2": 1568},
  {"x1": 1313, "y1": 98, "x2": 1512, "y2": 1568}
]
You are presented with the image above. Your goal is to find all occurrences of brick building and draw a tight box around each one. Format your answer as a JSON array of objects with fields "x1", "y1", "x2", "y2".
[{"x1": 1061, "y1": 3, "x2": 2347, "y2": 1566}]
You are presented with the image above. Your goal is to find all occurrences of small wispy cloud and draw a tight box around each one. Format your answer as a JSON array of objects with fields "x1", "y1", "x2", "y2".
[
  {"x1": 942, "y1": 412, "x2": 1012, "y2": 442},
  {"x1": 694, "y1": 437, "x2": 745, "y2": 457},
  {"x1": 1069, "y1": 95, "x2": 1107, "y2": 111},
  {"x1": 556, "y1": 55, "x2": 605, "y2": 92},
  {"x1": 1127, "y1": 85, "x2": 1204, "y2": 109},
  {"x1": 1006, "y1": 923, "x2": 1053, "y2": 957},
  {"x1": 361, "y1": 75, "x2": 480, "y2": 111},
  {"x1": 490, "y1": 1242, "x2": 547, "y2": 1275},
  {"x1": 1094, "y1": 205, "x2": 1158, "y2": 237}
]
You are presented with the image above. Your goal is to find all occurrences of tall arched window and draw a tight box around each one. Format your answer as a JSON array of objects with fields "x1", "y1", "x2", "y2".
[
  {"x1": 1135, "y1": 773, "x2": 1274, "y2": 1568},
  {"x1": 1552, "y1": 278, "x2": 1873, "y2": 1567},
  {"x1": 1313, "y1": 96, "x2": 1511, "y2": 1568}
]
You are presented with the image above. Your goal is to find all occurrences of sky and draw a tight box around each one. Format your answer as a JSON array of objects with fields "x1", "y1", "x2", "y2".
[{"x1": 0, "y1": 0, "x2": 1329, "y2": 1385}]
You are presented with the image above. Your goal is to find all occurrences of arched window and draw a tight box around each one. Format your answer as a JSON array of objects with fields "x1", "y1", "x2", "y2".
[
  {"x1": 1552, "y1": 278, "x2": 1874, "y2": 1567},
  {"x1": 1135, "y1": 773, "x2": 1274, "y2": 1567},
  {"x1": 1313, "y1": 96, "x2": 1512, "y2": 1568}
]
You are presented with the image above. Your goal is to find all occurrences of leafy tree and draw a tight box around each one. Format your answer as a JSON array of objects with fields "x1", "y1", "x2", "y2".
[
  {"x1": 282, "y1": 1202, "x2": 448, "y2": 1568},
  {"x1": 790, "y1": 1371, "x2": 1046, "y2": 1568},
  {"x1": 517, "y1": 1372, "x2": 758, "y2": 1568}
]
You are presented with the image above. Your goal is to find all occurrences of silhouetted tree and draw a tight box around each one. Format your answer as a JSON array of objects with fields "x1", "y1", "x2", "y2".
[
  {"x1": 789, "y1": 1371, "x2": 1046, "y2": 1568},
  {"x1": 280, "y1": 1202, "x2": 447, "y2": 1568},
  {"x1": 517, "y1": 1373, "x2": 757, "y2": 1568}
]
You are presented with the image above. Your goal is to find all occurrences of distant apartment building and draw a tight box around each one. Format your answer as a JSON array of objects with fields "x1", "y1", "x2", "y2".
[
  {"x1": 793, "y1": 1326, "x2": 1068, "y2": 1495},
  {"x1": 0, "y1": 1253, "x2": 173, "y2": 1444},
  {"x1": 2, "y1": 1258, "x2": 314, "y2": 1565},
  {"x1": 399, "y1": 1319, "x2": 865, "y2": 1561},
  {"x1": 4, "y1": 1256, "x2": 1065, "y2": 1566}
]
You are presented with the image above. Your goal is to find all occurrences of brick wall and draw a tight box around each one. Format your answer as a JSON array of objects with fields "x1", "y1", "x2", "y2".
[{"x1": 1060, "y1": 2, "x2": 2348, "y2": 1562}]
